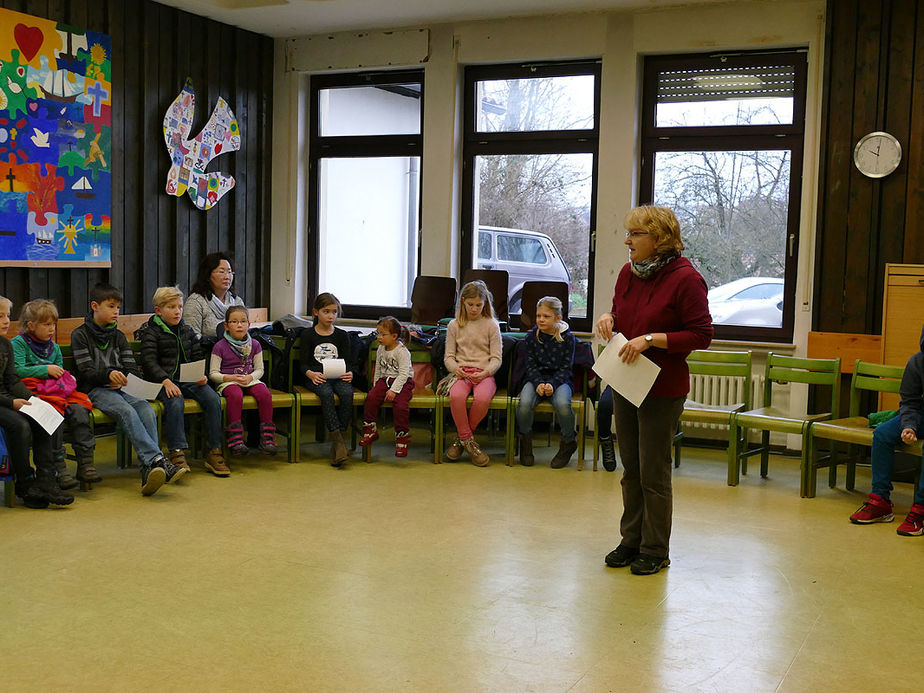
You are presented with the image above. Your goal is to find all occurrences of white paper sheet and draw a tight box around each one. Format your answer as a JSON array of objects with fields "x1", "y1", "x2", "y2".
[
  {"x1": 592, "y1": 333, "x2": 661, "y2": 408},
  {"x1": 322, "y1": 358, "x2": 346, "y2": 379},
  {"x1": 179, "y1": 359, "x2": 207, "y2": 382},
  {"x1": 122, "y1": 374, "x2": 163, "y2": 401},
  {"x1": 18, "y1": 396, "x2": 64, "y2": 435}
]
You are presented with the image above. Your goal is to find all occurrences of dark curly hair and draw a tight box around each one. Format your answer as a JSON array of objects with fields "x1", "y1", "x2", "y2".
[{"x1": 190, "y1": 251, "x2": 235, "y2": 300}]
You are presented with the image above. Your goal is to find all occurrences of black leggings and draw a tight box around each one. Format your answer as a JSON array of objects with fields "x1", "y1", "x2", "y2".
[{"x1": 0, "y1": 406, "x2": 62, "y2": 480}]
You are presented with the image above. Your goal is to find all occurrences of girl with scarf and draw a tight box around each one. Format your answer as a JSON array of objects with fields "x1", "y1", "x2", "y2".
[
  {"x1": 185, "y1": 251, "x2": 245, "y2": 339},
  {"x1": 209, "y1": 306, "x2": 278, "y2": 457},
  {"x1": 11, "y1": 299, "x2": 97, "y2": 490},
  {"x1": 594, "y1": 206, "x2": 712, "y2": 576}
]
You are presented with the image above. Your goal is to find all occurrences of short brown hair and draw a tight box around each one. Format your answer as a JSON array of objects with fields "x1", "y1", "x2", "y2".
[{"x1": 624, "y1": 205, "x2": 684, "y2": 254}]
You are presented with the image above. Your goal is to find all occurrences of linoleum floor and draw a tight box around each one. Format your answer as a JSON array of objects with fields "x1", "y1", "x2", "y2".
[{"x1": 1, "y1": 432, "x2": 921, "y2": 692}]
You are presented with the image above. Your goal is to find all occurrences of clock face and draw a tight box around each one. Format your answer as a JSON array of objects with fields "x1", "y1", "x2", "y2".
[{"x1": 854, "y1": 132, "x2": 902, "y2": 178}]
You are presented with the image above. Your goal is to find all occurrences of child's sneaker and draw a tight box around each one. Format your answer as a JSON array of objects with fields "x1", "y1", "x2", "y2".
[
  {"x1": 461, "y1": 437, "x2": 489, "y2": 467},
  {"x1": 168, "y1": 449, "x2": 190, "y2": 471},
  {"x1": 849, "y1": 493, "x2": 894, "y2": 524},
  {"x1": 155, "y1": 455, "x2": 188, "y2": 484},
  {"x1": 395, "y1": 431, "x2": 410, "y2": 458},
  {"x1": 359, "y1": 421, "x2": 379, "y2": 447},
  {"x1": 205, "y1": 448, "x2": 231, "y2": 477},
  {"x1": 140, "y1": 464, "x2": 166, "y2": 496},
  {"x1": 445, "y1": 437, "x2": 464, "y2": 461},
  {"x1": 897, "y1": 503, "x2": 924, "y2": 536}
]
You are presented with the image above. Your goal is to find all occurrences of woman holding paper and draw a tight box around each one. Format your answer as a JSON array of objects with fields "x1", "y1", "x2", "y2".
[{"x1": 595, "y1": 206, "x2": 712, "y2": 575}]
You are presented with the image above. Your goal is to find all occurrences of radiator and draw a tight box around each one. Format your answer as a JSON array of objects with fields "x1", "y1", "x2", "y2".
[{"x1": 682, "y1": 374, "x2": 764, "y2": 435}]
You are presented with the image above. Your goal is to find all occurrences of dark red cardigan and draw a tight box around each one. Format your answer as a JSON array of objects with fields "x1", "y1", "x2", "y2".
[{"x1": 609, "y1": 257, "x2": 713, "y2": 398}]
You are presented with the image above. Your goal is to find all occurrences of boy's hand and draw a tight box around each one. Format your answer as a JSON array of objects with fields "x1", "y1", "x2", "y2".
[
  {"x1": 341, "y1": 371, "x2": 353, "y2": 383},
  {"x1": 47, "y1": 364, "x2": 65, "y2": 378},
  {"x1": 901, "y1": 428, "x2": 918, "y2": 445},
  {"x1": 195, "y1": 376, "x2": 208, "y2": 386},
  {"x1": 385, "y1": 390, "x2": 396, "y2": 402},
  {"x1": 306, "y1": 370, "x2": 326, "y2": 385},
  {"x1": 109, "y1": 370, "x2": 128, "y2": 388},
  {"x1": 163, "y1": 379, "x2": 181, "y2": 398},
  {"x1": 12, "y1": 398, "x2": 30, "y2": 410}
]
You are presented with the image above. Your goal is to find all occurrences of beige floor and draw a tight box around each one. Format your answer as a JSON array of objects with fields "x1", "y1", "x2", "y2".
[{"x1": 1, "y1": 429, "x2": 922, "y2": 693}]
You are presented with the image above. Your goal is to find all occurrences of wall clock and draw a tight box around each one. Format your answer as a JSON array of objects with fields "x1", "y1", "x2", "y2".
[{"x1": 853, "y1": 131, "x2": 902, "y2": 178}]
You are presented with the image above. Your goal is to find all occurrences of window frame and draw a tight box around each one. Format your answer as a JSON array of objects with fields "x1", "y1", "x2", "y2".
[
  {"x1": 307, "y1": 69, "x2": 424, "y2": 321},
  {"x1": 461, "y1": 61, "x2": 601, "y2": 332},
  {"x1": 639, "y1": 50, "x2": 808, "y2": 343}
]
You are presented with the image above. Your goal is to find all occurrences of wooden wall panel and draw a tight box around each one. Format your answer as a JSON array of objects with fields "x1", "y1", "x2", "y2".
[
  {"x1": 0, "y1": 0, "x2": 273, "y2": 317},
  {"x1": 815, "y1": 0, "x2": 924, "y2": 335}
]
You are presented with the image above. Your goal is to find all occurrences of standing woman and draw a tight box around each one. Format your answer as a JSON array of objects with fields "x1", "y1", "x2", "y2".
[
  {"x1": 185, "y1": 251, "x2": 245, "y2": 338},
  {"x1": 595, "y1": 206, "x2": 712, "y2": 575}
]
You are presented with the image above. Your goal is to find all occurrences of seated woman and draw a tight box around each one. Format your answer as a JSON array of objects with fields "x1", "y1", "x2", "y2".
[{"x1": 184, "y1": 251, "x2": 245, "y2": 339}]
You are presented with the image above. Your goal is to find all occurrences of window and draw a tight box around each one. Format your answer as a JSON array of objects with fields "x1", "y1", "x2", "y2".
[
  {"x1": 308, "y1": 71, "x2": 423, "y2": 316},
  {"x1": 640, "y1": 51, "x2": 807, "y2": 342},
  {"x1": 462, "y1": 62, "x2": 600, "y2": 328}
]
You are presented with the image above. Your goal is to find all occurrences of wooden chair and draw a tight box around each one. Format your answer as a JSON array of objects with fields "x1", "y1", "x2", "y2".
[
  {"x1": 729, "y1": 353, "x2": 841, "y2": 487},
  {"x1": 674, "y1": 350, "x2": 753, "y2": 470},
  {"x1": 410, "y1": 276, "x2": 457, "y2": 326},
  {"x1": 360, "y1": 342, "x2": 441, "y2": 463},
  {"x1": 803, "y1": 360, "x2": 924, "y2": 498},
  {"x1": 462, "y1": 269, "x2": 509, "y2": 323},
  {"x1": 518, "y1": 280, "x2": 570, "y2": 330}
]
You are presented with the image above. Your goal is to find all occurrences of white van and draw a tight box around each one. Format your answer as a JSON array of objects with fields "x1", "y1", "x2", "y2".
[{"x1": 476, "y1": 226, "x2": 571, "y2": 314}]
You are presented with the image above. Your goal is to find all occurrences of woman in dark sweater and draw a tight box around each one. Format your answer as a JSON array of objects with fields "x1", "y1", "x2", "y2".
[{"x1": 595, "y1": 206, "x2": 712, "y2": 575}]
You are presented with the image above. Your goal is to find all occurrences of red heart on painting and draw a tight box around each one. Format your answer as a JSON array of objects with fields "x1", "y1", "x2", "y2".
[
  {"x1": 215, "y1": 143, "x2": 222, "y2": 153},
  {"x1": 14, "y1": 24, "x2": 44, "y2": 63}
]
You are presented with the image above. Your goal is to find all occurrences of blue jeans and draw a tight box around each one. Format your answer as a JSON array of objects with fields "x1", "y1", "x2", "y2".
[
  {"x1": 516, "y1": 382, "x2": 576, "y2": 442},
  {"x1": 871, "y1": 414, "x2": 924, "y2": 505},
  {"x1": 90, "y1": 387, "x2": 162, "y2": 467},
  {"x1": 304, "y1": 379, "x2": 354, "y2": 432},
  {"x1": 157, "y1": 382, "x2": 223, "y2": 451}
]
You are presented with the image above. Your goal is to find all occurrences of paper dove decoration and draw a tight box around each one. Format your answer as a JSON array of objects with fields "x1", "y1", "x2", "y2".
[{"x1": 30, "y1": 128, "x2": 49, "y2": 147}]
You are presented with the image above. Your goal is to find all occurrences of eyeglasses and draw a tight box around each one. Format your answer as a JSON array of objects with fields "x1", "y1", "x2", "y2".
[
  {"x1": 227, "y1": 320, "x2": 248, "y2": 325},
  {"x1": 625, "y1": 231, "x2": 650, "y2": 239},
  {"x1": 213, "y1": 269, "x2": 234, "y2": 276}
]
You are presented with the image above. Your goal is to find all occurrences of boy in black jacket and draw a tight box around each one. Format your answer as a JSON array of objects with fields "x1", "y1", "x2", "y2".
[
  {"x1": 71, "y1": 283, "x2": 186, "y2": 496},
  {"x1": 138, "y1": 286, "x2": 227, "y2": 477},
  {"x1": 850, "y1": 323, "x2": 924, "y2": 535},
  {"x1": 0, "y1": 295, "x2": 73, "y2": 508}
]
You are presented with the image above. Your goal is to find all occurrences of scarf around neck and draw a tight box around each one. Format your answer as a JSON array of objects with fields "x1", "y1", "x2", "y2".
[
  {"x1": 21, "y1": 331, "x2": 54, "y2": 360},
  {"x1": 631, "y1": 250, "x2": 679, "y2": 280},
  {"x1": 223, "y1": 331, "x2": 252, "y2": 362},
  {"x1": 85, "y1": 313, "x2": 117, "y2": 349},
  {"x1": 209, "y1": 292, "x2": 236, "y2": 322}
]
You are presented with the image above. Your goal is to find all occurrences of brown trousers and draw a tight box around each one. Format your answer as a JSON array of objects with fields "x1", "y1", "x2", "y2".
[{"x1": 612, "y1": 392, "x2": 685, "y2": 558}]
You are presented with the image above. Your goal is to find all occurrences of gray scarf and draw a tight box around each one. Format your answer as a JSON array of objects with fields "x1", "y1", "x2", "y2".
[{"x1": 631, "y1": 250, "x2": 679, "y2": 279}]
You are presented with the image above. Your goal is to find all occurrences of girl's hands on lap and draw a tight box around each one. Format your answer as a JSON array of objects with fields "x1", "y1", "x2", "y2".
[
  {"x1": 454, "y1": 367, "x2": 468, "y2": 379},
  {"x1": 468, "y1": 370, "x2": 488, "y2": 384},
  {"x1": 47, "y1": 364, "x2": 65, "y2": 378},
  {"x1": 595, "y1": 313, "x2": 615, "y2": 341},
  {"x1": 306, "y1": 370, "x2": 326, "y2": 385},
  {"x1": 385, "y1": 390, "x2": 396, "y2": 402},
  {"x1": 538, "y1": 383, "x2": 553, "y2": 397},
  {"x1": 196, "y1": 376, "x2": 208, "y2": 386}
]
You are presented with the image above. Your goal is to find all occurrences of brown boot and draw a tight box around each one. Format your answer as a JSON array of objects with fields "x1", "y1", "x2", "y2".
[
  {"x1": 329, "y1": 429, "x2": 349, "y2": 467},
  {"x1": 461, "y1": 437, "x2": 489, "y2": 467},
  {"x1": 205, "y1": 448, "x2": 231, "y2": 477},
  {"x1": 168, "y1": 449, "x2": 190, "y2": 471},
  {"x1": 550, "y1": 438, "x2": 578, "y2": 469},
  {"x1": 76, "y1": 453, "x2": 102, "y2": 483},
  {"x1": 519, "y1": 434, "x2": 534, "y2": 467}
]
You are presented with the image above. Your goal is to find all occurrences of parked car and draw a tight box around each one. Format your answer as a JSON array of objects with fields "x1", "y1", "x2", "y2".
[
  {"x1": 476, "y1": 226, "x2": 571, "y2": 314},
  {"x1": 707, "y1": 277, "x2": 784, "y2": 326}
]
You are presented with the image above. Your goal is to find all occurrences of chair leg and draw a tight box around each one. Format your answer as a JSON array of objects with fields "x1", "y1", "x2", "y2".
[
  {"x1": 845, "y1": 444, "x2": 857, "y2": 490},
  {"x1": 3, "y1": 478, "x2": 13, "y2": 507},
  {"x1": 801, "y1": 428, "x2": 816, "y2": 498},
  {"x1": 827, "y1": 441, "x2": 839, "y2": 488},
  {"x1": 728, "y1": 422, "x2": 741, "y2": 486},
  {"x1": 576, "y1": 402, "x2": 585, "y2": 472},
  {"x1": 759, "y1": 430, "x2": 770, "y2": 478}
]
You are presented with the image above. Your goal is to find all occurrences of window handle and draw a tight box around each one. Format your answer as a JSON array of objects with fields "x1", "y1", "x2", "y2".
[{"x1": 789, "y1": 234, "x2": 795, "y2": 256}]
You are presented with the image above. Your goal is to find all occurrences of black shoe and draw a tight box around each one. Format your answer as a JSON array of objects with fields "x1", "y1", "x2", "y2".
[
  {"x1": 550, "y1": 439, "x2": 578, "y2": 469},
  {"x1": 604, "y1": 545, "x2": 639, "y2": 568},
  {"x1": 140, "y1": 465, "x2": 166, "y2": 496},
  {"x1": 155, "y1": 455, "x2": 187, "y2": 484},
  {"x1": 630, "y1": 553, "x2": 670, "y2": 575},
  {"x1": 600, "y1": 436, "x2": 617, "y2": 472},
  {"x1": 16, "y1": 480, "x2": 51, "y2": 509},
  {"x1": 34, "y1": 476, "x2": 75, "y2": 506}
]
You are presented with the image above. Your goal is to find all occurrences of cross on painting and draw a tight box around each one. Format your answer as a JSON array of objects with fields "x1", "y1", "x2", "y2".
[{"x1": 0, "y1": 7, "x2": 111, "y2": 267}]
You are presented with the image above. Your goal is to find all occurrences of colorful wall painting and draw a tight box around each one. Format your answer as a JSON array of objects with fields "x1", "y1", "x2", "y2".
[
  {"x1": 163, "y1": 78, "x2": 241, "y2": 211},
  {"x1": 0, "y1": 7, "x2": 111, "y2": 267}
]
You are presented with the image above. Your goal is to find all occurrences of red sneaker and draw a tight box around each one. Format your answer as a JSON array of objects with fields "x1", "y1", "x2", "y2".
[
  {"x1": 849, "y1": 494, "x2": 894, "y2": 524},
  {"x1": 359, "y1": 421, "x2": 378, "y2": 447},
  {"x1": 395, "y1": 431, "x2": 410, "y2": 458},
  {"x1": 897, "y1": 503, "x2": 924, "y2": 536}
]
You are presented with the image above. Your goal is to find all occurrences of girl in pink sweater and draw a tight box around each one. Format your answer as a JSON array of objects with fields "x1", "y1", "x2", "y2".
[{"x1": 443, "y1": 281, "x2": 502, "y2": 466}]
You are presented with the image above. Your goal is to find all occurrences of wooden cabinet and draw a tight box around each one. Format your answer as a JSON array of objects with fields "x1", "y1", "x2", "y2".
[{"x1": 880, "y1": 264, "x2": 924, "y2": 408}]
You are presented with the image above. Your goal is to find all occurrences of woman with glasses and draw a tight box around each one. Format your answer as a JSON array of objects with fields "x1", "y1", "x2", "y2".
[
  {"x1": 185, "y1": 251, "x2": 245, "y2": 338},
  {"x1": 594, "y1": 206, "x2": 712, "y2": 575}
]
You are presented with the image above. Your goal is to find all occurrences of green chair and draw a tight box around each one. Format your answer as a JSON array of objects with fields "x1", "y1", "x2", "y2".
[
  {"x1": 361, "y1": 342, "x2": 441, "y2": 464},
  {"x1": 729, "y1": 353, "x2": 841, "y2": 487},
  {"x1": 674, "y1": 349, "x2": 753, "y2": 470},
  {"x1": 803, "y1": 360, "x2": 923, "y2": 498}
]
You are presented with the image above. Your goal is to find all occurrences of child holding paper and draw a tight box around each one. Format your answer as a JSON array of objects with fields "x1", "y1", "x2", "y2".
[
  {"x1": 71, "y1": 283, "x2": 185, "y2": 495},
  {"x1": 138, "y1": 286, "x2": 227, "y2": 477},
  {"x1": 300, "y1": 292, "x2": 354, "y2": 467}
]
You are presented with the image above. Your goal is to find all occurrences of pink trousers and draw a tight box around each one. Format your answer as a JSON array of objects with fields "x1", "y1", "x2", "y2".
[{"x1": 448, "y1": 376, "x2": 497, "y2": 440}]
